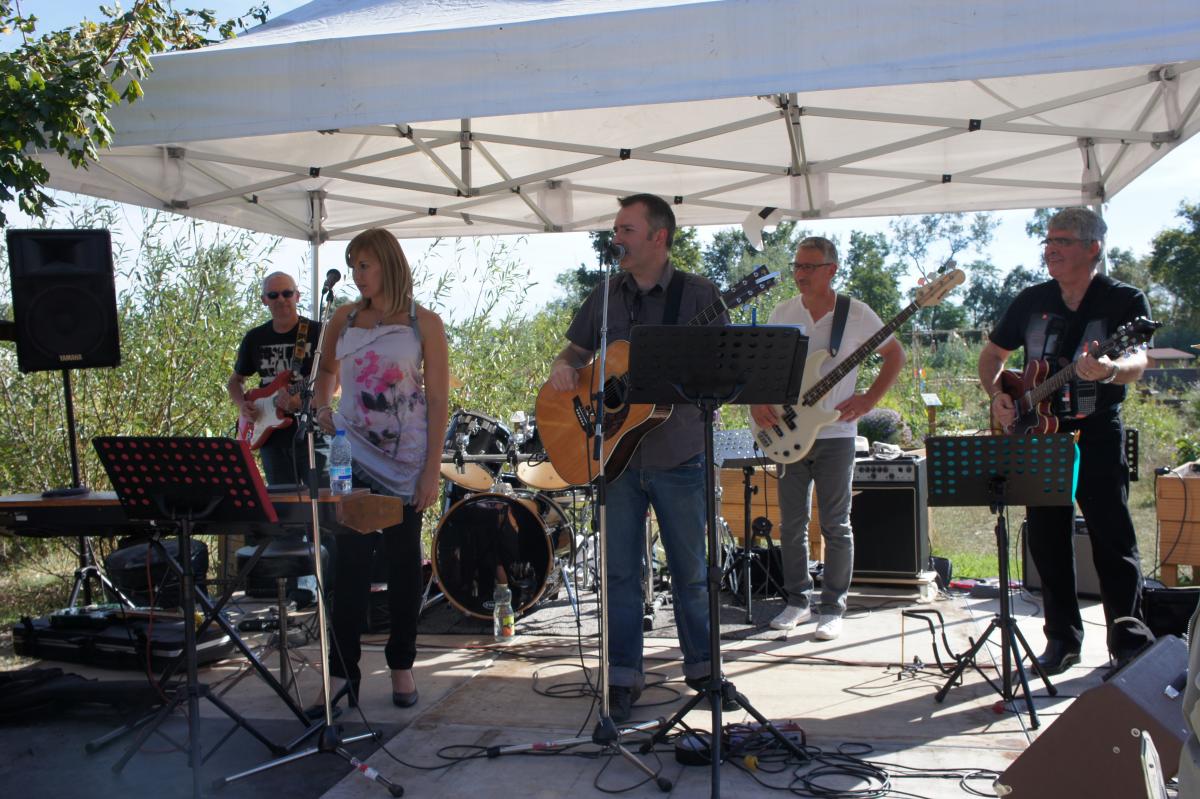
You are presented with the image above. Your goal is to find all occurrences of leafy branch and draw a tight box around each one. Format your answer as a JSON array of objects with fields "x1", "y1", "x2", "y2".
[{"x1": 0, "y1": 0, "x2": 269, "y2": 226}]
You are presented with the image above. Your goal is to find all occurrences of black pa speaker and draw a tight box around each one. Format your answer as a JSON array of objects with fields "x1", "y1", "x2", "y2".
[
  {"x1": 6, "y1": 229, "x2": 120, "y2": 373},
  {"x1": 995, "y1": 635, "x2": 1189, "y2": 796},
  {"x1": 850, "y1": 456, "x2": 930, "y2": 580}
]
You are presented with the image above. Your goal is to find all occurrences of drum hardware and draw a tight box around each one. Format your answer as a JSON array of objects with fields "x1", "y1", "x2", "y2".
[{"x1": 641, "y1": 513, "x2": 671, "y2": 632}]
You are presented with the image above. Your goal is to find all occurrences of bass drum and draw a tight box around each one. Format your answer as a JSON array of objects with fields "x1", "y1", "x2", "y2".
[{"x1": 432, "y1": 492, "x2": 572, "y2": 620}]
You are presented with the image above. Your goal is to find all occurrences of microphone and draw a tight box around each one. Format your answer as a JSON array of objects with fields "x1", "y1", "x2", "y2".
[
  {"x1": 605, "y1": 242, "x2": 626, "y2": 263},
  {"x1": 322, "y1": 268, "x2": 342, "y2": 295}
]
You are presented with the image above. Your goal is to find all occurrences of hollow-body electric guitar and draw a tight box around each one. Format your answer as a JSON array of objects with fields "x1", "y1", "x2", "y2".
[
  {"x1": 237, "y1": 370, "x2": 297, "y2": 450},
  {"x1": 536, "y1": 265, "x2": 779, "y2": 486},
  {"x1": 751, "y1": 268, "x2": 965, "y2": 464},
  {"x1": 992, "y1": 316, "x2": 1160, "y2": 434}
]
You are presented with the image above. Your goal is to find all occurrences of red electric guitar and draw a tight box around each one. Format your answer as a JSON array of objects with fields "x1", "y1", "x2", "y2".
[
  {"x1": 992, "y1": 316, "x2": 1160, "y2": 434},
  {"x1": 237, "y1": 370, "x2": 298, "y2": 450}
]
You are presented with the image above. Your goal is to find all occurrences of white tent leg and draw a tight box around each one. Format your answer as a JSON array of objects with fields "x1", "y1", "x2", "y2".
[{"x1": 308, "y1": 190, "x2": 326, "y2": 312}]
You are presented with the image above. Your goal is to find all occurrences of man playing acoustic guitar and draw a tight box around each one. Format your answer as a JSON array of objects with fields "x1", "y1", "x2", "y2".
[
  {"x1": 228, "y1": 271, "x2": 325, "y2": 485},
  {"x1": 544, "y1": 194, "x2": 728, "y2": 723},
  {"x1": 979, "y1": 207, "x2": 1155, "y2": 676}
]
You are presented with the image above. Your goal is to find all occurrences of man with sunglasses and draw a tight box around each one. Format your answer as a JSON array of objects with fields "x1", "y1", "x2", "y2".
[
  {"x1": 228, "y1": 272, "x2": 325, "y2": 484},
  {"x1": 750, "y1": 236, "x2": 905, "y2": 641},
  {"x1": 979, "y1": 207, "x2": 1154, "y2": 676}
]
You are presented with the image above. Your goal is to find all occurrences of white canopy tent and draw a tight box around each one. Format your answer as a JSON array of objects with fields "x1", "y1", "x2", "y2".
[{"x1": 38, "y1": 0, "x2": 1200, "y2": 297}]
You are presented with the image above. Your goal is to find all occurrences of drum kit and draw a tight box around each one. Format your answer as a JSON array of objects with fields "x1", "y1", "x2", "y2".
[{"x1": 429, "y1": 409, "x2": 594, "y2": 621}]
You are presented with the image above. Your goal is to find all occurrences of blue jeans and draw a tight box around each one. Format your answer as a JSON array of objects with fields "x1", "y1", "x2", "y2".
[
  {"x1": 604, "y1": 455, "x2": 712, "y2": 688},
  {"x1": 777, "y1": 437, "x2": 856, "y2": 617}
]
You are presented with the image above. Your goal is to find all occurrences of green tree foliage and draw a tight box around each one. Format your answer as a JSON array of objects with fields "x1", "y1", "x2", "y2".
[
  {"x1": 960, "y1": 261, "x2": 1042, "y2": 328},
  {"x1": 0, "y1": 0, "x2": 268, "y2": 226},
  {"x1": 0, "y1": 199, "x2": 276, "y2": 494},
  {"x1": 839, "y1": 231, "x2": 902, "y2": 322},
  {"x1": 701, "y1": 221, "x2": 802, "y2": 288},
  {"x1": 888, "y1": 212, "x2": 996, "y2": 332},
  {"x1": 1148, "y1": 201, "x2": 1200, "y2": 333},
  {"x1": 555, "y1": 226, "x2": 704, "y2": 306}
]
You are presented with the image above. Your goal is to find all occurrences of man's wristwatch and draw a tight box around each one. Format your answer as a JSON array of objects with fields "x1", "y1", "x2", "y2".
[{"x1": 1098, "y1": 364, "x2": 1118, "y2": 384}]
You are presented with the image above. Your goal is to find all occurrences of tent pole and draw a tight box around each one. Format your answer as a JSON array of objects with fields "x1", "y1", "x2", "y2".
[
  {"x1": 308, "y1": 190, "x2": 325, "y2": 312},
  {"x1": 461, "y1": 118, "x2": 473, "y2": 195}
]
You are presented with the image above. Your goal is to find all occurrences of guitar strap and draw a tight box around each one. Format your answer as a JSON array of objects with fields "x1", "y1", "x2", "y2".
[
  {"x1": 829, "y1": 294, "x2": 851, "y2": 357},
  {"x1": 662, "y1": 269, "x2": 685, "y2": 326},
  {"x1": 1055, "y1": 276, "x2": 1111, "y2": 417},
  {"x1": 289, "y1": 319, "x2": 311, "y2": 373},
  {"x1": 1056, "y1": 276, "x2": 1110, "y2": 362}
]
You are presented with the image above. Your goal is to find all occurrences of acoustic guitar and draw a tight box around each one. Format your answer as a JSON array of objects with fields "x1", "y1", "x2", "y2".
[{"x1": 535, "y1": 265, "x2": 779, "y2": 486}]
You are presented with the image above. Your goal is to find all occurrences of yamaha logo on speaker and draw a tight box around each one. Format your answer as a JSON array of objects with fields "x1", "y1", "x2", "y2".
[{"x1": 59, "y1": 353, "x2": 83, "y2": 361}]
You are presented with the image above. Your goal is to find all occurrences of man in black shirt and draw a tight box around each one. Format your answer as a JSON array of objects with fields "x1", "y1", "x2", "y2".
[
  {"x1": 228, "y1": 272, "x2": 324, "y2": 485},
  {"x1": 979, "y1": 207, "x2": 1154, "y2": 675}
]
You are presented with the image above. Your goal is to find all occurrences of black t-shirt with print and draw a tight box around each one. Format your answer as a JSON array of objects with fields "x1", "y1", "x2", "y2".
[{"x1": 233, "y1": 316, "x2": 322, "y2": 395}]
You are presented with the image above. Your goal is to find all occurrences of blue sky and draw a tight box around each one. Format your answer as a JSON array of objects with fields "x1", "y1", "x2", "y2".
[{"x1": 7, "y1": 1, "x2": 1200, "y2": 320}]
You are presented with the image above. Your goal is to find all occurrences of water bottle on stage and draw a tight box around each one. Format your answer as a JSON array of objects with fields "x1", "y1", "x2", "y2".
[{"x1": 328, "y1": 430, "x2": 353, "y2": 495}]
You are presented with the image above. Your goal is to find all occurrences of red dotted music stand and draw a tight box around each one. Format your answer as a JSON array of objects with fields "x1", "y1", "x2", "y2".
[
  {"x1": 95, "y1": 435, "x2": 277, "y2": 526},
  {"x1": 93, "y1": 436, "x2": 277, "y2": 795}
]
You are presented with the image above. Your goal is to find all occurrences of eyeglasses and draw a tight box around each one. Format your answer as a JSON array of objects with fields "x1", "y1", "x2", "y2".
[
  {"x1": 792, "y1": 262, "x2": 835, "y2": 272},
  {"x1": 264, "y1": 290, "x2": 296, "y2": 300},
  {"x1": 1041, "y1": 237, "x2": 1091, "y2": 248}
]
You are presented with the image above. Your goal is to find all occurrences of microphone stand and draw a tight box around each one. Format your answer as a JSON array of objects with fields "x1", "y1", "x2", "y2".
[
  {"x1": 487, "y1": 247, "x2": 669, "y2": 791},
  {"x1": 217, "y1": 280, "x2": 404, "y2": 796}
]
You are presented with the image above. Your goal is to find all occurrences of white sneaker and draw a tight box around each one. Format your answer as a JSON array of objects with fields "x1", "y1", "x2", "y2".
[
  {"x1": 769, "y1": 605, "x2": 812, "y2": 630},
  {"x1": 814, "y1": 615, "x2": 842, "y2": 641}
]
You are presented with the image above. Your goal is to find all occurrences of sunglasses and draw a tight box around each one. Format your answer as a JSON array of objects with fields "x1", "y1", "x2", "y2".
[
  {"x1": 1040, "y1": 237, "x2": 1091, "y2": 248},
  {"x1": 792, "y1": 262, "x2": 835, "y2": 272},
  {"x1": 264, "y1": 290, "x2": 296, "y2": 300}
]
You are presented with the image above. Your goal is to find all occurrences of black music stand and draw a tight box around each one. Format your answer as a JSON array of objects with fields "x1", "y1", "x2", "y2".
[
  {"x1": 926, "y1": 433, "x2": 1078, "y2": 729},
  {"x1": 93, "y1": 436, "x2": 283, "y2": 797},
  {"x1": 628, "y1": 325, "x2": 808, "y2": 798}
]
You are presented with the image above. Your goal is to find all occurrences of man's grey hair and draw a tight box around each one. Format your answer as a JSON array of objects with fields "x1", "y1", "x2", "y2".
[
  {"x1": 1048, "y1": 207, "x2": 1107, "y2": 256},
  {"x1": 796, "y1": 236, "x2": 839, "y2": 264},
  {"x1": 261, "y1": 271, "x2": 297, "y2": 294}
]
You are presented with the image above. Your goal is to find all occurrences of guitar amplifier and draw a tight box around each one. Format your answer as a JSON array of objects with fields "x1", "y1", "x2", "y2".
[{"x1": 850, "y1": 456, "x2": 930, "y2": 580}]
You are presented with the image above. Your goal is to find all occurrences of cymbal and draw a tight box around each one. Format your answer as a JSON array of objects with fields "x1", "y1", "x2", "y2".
[{"x1": 449, "y1": 373, "x2": 464, "y2": 389}]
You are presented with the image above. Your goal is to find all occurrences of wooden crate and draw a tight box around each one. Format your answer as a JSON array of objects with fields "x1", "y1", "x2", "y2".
[
  {"x1": 1156, "y1": 464, "x2": 1200, "y2": 586},
  {"x1": 718, "y1": 467, "x2": 823, "y2": 562}
]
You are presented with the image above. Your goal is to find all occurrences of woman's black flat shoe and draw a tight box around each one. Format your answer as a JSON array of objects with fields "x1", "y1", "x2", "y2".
[
  {"x1": 305, "y1": 678, "x2": 360, "y2": 720},
  {"x1": 392, "y1": 688, "x2": 419, "y2": 708}
]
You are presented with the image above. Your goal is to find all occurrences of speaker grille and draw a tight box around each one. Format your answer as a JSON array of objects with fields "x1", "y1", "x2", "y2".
[
  {"x1": 21, "y1": 285, "x2": 115, "y2": 366},
  {"x1": 7, "y1": 229, "x2": 120, "y2": 373}
]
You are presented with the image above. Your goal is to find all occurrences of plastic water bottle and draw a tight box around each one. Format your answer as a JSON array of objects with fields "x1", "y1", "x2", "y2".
[
  {"x1": 493, "y1": 584, "x2": 515, "y2": 642},
  {"x1": 329, "y1": 429, "x2": 353, "y2": 495}
]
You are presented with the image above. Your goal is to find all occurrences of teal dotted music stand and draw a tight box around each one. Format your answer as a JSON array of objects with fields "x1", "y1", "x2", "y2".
[
  {"x1": 927, "y1": 434, "x2": 1078, "y2": 509},
  {"x1": 926, "y1": 433, "x2": 1078, "y2": 729}
]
